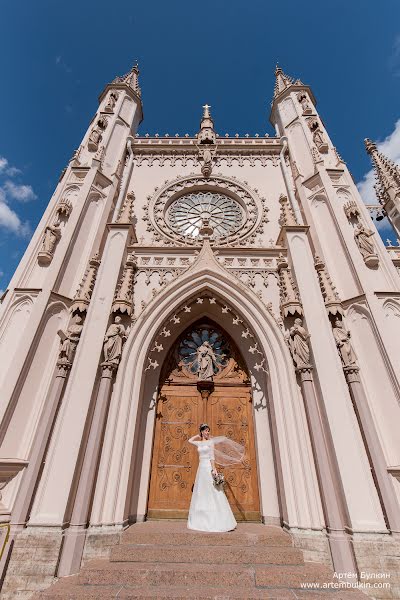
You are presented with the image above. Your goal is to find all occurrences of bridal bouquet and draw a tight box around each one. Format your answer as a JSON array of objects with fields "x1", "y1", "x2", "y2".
[{"x1": 212, "y1": 471, "x2": 225, "y2": 487}]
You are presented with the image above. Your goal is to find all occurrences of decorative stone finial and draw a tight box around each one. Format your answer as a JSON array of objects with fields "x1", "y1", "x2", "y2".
[
  {"x1": 314, "y1": 255, "x2": 343, "y2": 316},
  {"x1": 112, "y1": 62, "x2": 141, "y2": 97},
  {"x1": 71, "y1": 253, "x2": 101, "y2": 313},
  {"x1": 277, "y1": 253, "x2": 303, "y2": 317},
  {"x1": 279, "y1": 194, "x2": 297, "y2": 226},
  {"x1": 364, "y1": 138, "x2": 400, "y2": 209},
  {"x1": 117, "y1": 191, "x2": 135, "y2": 224},
  {"x1": 196, "y1": 104, "x2": 217, "y2": 177},
  {"x1": 112, "y1": 252, "x2": 137, "y2": 315}
]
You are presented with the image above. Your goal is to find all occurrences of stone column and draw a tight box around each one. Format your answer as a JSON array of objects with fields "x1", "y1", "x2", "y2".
[
  {"x1": 57, "y1": 363, "x2": 116, "y2": 576},
  {"x1": 0, "y1": 366, "x2": 69, "y2": 581},
  {"x1": 297, "y1": 366, "x2": 357, "y2": 579},
  {"x1": 282, "y1": 226, "x2": 386, "y2": 533},
  {"x1": 344, "y1": 366, "x2": 400, "y2": 533},
  {"x1": 28, "y1": 221, "x2": 135, "y2": 527}
]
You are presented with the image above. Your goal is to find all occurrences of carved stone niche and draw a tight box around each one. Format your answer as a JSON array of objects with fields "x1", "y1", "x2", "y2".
[
  {"x1": 37, "y1": 225, "x2": 61, "y2": 265},
  {"x1": 104, "y1": 91, "x2": 119, "y2": 113},
  {"x1": 308, "y1": 119, "x2": 328, "y2": 153},
  {"x1": 88, "y1": 117, "x2": 108, "y2": 152},
  {"x1": 297, "y1": 92, "x2": 312, "y2": 115}
]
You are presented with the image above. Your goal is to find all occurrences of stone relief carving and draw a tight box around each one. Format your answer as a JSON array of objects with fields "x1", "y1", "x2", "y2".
[
  {"x1": 278, "y1": 194, "x2": 297, "y2": 226},
  {"x1": 314, "y1": 255, "x2": 343, "y2": 316},
  {"x1": 332, "y1": 319, "x2": 358, "y2": 367}
]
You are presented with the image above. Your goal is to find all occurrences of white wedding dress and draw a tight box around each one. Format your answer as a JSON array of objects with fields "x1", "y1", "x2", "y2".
[{"x1": 187, "y1": 438, "x2": 237, "y2": 532}]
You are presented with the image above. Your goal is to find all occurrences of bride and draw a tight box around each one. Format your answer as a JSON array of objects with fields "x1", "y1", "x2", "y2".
[{"x1": 187, "y1": 423, "x2": 244, "y2": 532}]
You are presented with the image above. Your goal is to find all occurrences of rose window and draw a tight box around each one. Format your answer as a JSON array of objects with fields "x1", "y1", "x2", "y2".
[{"x1": 167, "y1": 191, "x2": 243, "y2": 240}]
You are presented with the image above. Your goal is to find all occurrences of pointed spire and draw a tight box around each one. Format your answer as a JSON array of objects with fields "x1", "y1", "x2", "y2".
[
  {"x1": 112, "y1": 253, "x2": 137, "y2": 315},
  {"x1": 364, "y1": 138, "x2": 400, "y2": 206},
  {"x1": 273, "y1": 65, "x2": 304, "y2": 99},
  {"x1": 197, "y1": 103, "x2": 216, "y2": 145},
  {"x1": 117, "y1": 191, "x2": 135, "y2": 224},
  {"x1": 112, "y1": 62, "x2": 141, "y2": 97}
]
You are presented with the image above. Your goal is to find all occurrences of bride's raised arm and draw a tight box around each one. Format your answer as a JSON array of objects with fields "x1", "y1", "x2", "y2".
[{"x1": 188, "y1": 434, "x2": 201, "y2": 444}]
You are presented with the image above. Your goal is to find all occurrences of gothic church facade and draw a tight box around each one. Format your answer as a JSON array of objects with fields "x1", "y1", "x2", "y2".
[{"x1": 0, "y1": 65, "x2": 400, "y2": 598}]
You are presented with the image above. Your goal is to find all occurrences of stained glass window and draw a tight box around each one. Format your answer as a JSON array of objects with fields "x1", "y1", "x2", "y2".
[{"x1": 178, "y1": 326, "x2": 229, "y2": 376}]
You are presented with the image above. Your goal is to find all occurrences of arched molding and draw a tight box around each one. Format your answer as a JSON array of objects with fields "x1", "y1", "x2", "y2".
[
  {"x1": 90, "y1": 262, "x2": 324, "y2": 532},
  {"x1": 382, "y1": 298, "x2": 400, "y2": 319}
]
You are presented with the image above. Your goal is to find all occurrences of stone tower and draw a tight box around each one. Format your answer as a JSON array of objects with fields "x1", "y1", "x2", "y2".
[{"x1": 0, "y1": 64, "x2": 400, "y2": 599}]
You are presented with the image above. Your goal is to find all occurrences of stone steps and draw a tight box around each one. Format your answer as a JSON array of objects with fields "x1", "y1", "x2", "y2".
[{"x1": 32, "y1": 522, "x2": 367, "y2": 599}]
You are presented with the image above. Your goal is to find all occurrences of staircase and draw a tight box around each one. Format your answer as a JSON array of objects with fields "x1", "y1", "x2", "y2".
[{"x1": 33, "y1": 522, "x2": 367, "y2": 599}]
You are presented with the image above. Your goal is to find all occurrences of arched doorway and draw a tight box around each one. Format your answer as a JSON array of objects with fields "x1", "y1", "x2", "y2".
[{"x1": 147, "y1": 319, "x2": 261, "y2": 521}]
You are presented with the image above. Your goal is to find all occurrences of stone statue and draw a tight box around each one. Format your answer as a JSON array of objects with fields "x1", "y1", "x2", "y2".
[
  {"x1": 354, "y1": 222, "x2": 375, "y2": 259},
  {"x1": 298, "y1": 93, "x2": 312, "y2": 114},
  {"x1": 103, "y1": 316, "x2": 128, "y2": 365},
  {"x1": 196, "y1": 341, "x2": 217, "y2": 381},
  {"x1": 199, "y1": 146, "x2": 214, "y2": 177},
  {"x1": 38, "y1": 225, "x2": 61, "y2": 264},
  {"x1": 313, "y1": 128, "x2": 325, "y2": 148},
  {"x1": 105, "y1": 92, "x2": 118, "y2": 112},
  {"x1": 287, "y1": 318, "x2": 311, "y2": 369},
  {"x1": 333, "y1": 320, "x2": 357, "y2": 367},
  {"x1": 57, "y1": 314, "x2": 84, "y2": 365},
  {"x1": 88, "y1": 128, "x2": 102, "y2": 152}
]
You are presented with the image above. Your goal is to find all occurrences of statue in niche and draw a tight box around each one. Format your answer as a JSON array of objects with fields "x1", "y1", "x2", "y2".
[
  {"x1": 198, "y1": 145, "x2": 215, "y2": 177},
  {"x1": 297, "y1": 92, "x2": 312, "y2": 115},
  {"x1": 104, "y1": 92, "x2": 118, "y2": 113},
  {"x1": 88, "y1": 127, "x2": 102, "y2": 152},
  {"x1": 38, "y1": 225, "x2": 61, "y2": 264},
  {"x1": 103, "y1": 315, "x2": 128, "y2": 365},
  {"x1": 332, "y1": 320, "x2": 357, "y2": 367},
  {"x1": 287, "y1": 318, "x2": 311, "y2": 369},
  {"x1": 354, "y1": 222, "x2": 376, "y2": 259},
  {"x1": 196, "y1": 340, "x2": 217, "y2": 381},
  {"x1": 57, "y1": 314, "x2": 84, "y2": 365}
]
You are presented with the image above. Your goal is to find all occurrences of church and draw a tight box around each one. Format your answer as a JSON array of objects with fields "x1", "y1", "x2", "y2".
[{"x1": 0, "y1": 64, "x2": 399, "y2": 599}]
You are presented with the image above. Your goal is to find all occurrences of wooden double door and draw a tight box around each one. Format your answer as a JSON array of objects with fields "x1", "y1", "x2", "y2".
[{"x1": 147, "y1": 379, "x2": 261, "y2": 521}]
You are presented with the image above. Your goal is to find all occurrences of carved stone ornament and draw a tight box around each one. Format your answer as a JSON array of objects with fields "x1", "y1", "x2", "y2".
[
  {"x1": 144, "y1": 173, "x2": 264, "y2": 247},
  {"x1": 57, "y1": 313, "x2": 84, "y2": 371},
  {"x1": 278, "y1": 194, "x2": 297, "y2": 226},
  {"x1": 332, "y1": 319, "x2": 358, "y2": 367},
  {"x1": 314, "y1": 255, "x2": 343, "y2": 316},
  {"x1": 353, "y1": 222, "x2": 379, "y2": 268},
  {"x1": 277, "y1": 253, "x2": 303, "y2": 317},
  {"x1": 71, "y1": 252, "x2": 101, "y2": 313},
  {"x1": 112, "y1": 252, "x2": 137, "y2": 314},
  {"x1": 343, "y1": 199, "x2": 360, "y2": 219},
  {"x1": 286, "y1": 318, "x2": 311, "y2": 370},
  {"x1": 308, "y1": 119, "x2": 328, "y2": 153},
  {"x1": 117, "y1": 191, "x2": 135, "y2": 224}
]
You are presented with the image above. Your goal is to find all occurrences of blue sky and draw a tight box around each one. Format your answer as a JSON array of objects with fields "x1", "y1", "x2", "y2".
[{"x1": 1, "y1": 0, "x2": 400, "y2": 291}]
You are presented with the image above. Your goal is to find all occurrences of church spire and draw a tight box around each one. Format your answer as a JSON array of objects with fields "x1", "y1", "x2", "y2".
[
  {"x1": 111, "y1": 62, "x2": 141, "y2": 97},
  {"x1": 273, "y1": 65, "x2": 304, "y2": 99},
  {"x1": 364, "y1": 138, "x2": 400, "y2": 206},
  {"x1": 197, "y1": 104, "x2": 216, "y2": 145}
]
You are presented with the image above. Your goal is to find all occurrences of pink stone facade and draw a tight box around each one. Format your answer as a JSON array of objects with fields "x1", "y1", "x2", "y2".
[{"x1": 0, "y1": 65, "x2": 400, "y2": 599}]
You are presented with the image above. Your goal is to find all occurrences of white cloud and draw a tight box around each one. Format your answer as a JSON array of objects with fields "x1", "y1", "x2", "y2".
[
  {"x1": 357, "y1": 119, "x2": 400, "y2": 205},
  {"x1": 0, "y1": 189, "x2": 31, "y2": 237},
  {"x1": 0, "y1": 156, "x2": 22, "y2": 177},
  {"x1": 3, "y1": 180, "x2": 37, "y2": 202}
]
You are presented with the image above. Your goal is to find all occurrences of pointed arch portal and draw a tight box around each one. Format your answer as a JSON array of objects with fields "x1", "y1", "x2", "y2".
[{"x1": 147, "y1": 318, "x2": 261, "y2": 520}]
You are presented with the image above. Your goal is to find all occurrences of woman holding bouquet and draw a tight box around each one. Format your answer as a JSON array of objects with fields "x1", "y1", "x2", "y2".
[{"x1": 187, "y1": 423, "x2": 244, "y2": 532}]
